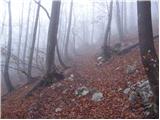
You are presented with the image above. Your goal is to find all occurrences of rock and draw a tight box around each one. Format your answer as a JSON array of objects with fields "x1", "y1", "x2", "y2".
[
  {"x1": 75, "y1": 86, "x2": 89, "y2": 97},
  {"x1": 118, "y1": 88, "x2": 122, "y2": 92},
  {"x1": 128, "y1": 91, "x2": 137, "y2": 103},
  {"x1": 136, "y1": 80, "x2": 153, "y2": 104},
  {"x1": 144, "y1": 111, "x2": 150, "y2": 116},
  {"x1": 91, "y1": 92, "x2": 103, "y2": 102},
  {"x1": 97, "y1": 56, "x2": 105, "y2": 66},
  {"x1": 97, "y1": 56, "x2": 103, "y2": 61},
  {"x1": 50, "y1": 83, "x2": 62, "y2": 89},
  {"x1": 55, "y1": 108, "x2": 62, "y2": 112},
  {"x1": 123, "y1": 88, "x2": 130, "y2": 95},
  {"x1": 124, "y1": 80, "x2": 154, "y2": 117},
  {"x1": 137, "y1": 80, "x2": 149, "y2": 88},
  {"x1": 68, "y1": 74, "x2": 74, "y2": 81},
  {"x1": 126, "y1": 80, "x2": 153, "y2": 105},
  {"x1": 126, "y1": 65, "x2": 136, "y2": 74}
]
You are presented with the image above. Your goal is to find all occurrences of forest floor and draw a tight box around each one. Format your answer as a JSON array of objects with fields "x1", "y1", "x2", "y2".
[{"x1": 1, "y1": 39, "x2": 159, "y2": 119}]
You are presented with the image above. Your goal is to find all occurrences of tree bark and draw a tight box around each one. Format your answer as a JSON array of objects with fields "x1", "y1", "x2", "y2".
[
  {"x1": 17, "y1": 2, "x2": 24, "y2": 70},
  {"x1": 137, "y1": 1, "x2": 159, "y2": 114},
  {"x1": 56, "y1": 44, "x2": 68, "y2": 69},
  {"x1": 102, "y1": 1, "x2": 113, "y2": 59},
  {"x1": 23, "y1": 1, "x2": 31, "y2": 69},
  {"x1": 116, "y1": 0, "x2": 123, "y2": 43},
  {"x1": 46, "y1": 1, "x2": 61, "y2": 77},
  {"x1": 91, "y1": 1, "x2": 95, "y2": 44},
  {"x1": 28, "y1": 0, "x2": 41, "y2": 81},
  {"x1": 36, "y1": 19, "x2": 41, "y2": 66},
  {"x1": 124, "y1": 0, "x2": 127, "y2": 33},
  {"x1": 65, "y1": 0, "x2": 73, "y2": 59},
  {"x1": 4, "y1": 0, "x2": 14, "y2": 92}
]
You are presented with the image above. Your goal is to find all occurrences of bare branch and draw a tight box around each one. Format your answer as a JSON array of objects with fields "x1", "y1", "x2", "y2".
[
  {"x1": 33, "y1": 0, "x2": 51, "y2": 19},
  {"x1": 1, "y1": 64, "x2": 29, "y2": 77}
]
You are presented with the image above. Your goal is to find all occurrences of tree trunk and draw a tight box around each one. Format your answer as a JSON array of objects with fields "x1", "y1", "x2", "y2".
[
  {"x1": 23, "y1": 1, "x2": 31, "y2": 69},
  {"x1": 65, "y1": 0, "x2": 73, "y2": 59},
  {"x1": 116, "y1": 0, "x2": 123, "y2": 43},
  {"x1": 36, "y1": 19, "x2": 41, "y2": 66},
  {"x1": 4, "y1": 1, "x2": 14, "y2": 92},
  {"x1": 137, "y1": 1, "x2": 159, "y2": 115},
  {"x1": 91, "y1": 1, "x2": 95, "y2": 44},
  {"x1": 102, "y1": 1, "x2": 113, "y2": 59},
  {"x1": 17, "y1": 2, "x2": 24, "y2": 69},
  {"x1": 46, "y1": 1, "x2": 61, "y2": 77},
  {"x1": 121, "y1": 1, "x2": 124, "y2": 36},
  {"x1": 56, "y1": 44, "x2": 68, "y2": 69},
  {"x1": 124, "y1": 0, "x2": 127, "y2": 33},
  {"x1": 28, "y1": 0, "x2": 41, "y2": 81},
  {"x1": 1, "y1": 11, "x2": 6, "y2": 37}
]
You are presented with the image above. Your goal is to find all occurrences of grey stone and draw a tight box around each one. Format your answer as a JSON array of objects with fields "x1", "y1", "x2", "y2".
[
  {"x1": 123, "y1": 88, "x2": 130, "y2": 95},
  {"x1": 97, "y1": 56, "x2": 103, "y2": 61},
  {"x1": 91, "y1": 92, "x2": 103, "y2": 102},
  {"x1": 126, "y1": 65, "x2": 136, "y2": 74},
  {"x1": 75, "y1": 86, "x2": 89, "y2": 97},
  {"x1": 55, "y1": 108, "x2": 62, "y2": 112},
  {"x1": 118, "y1": 88, "x2": 122, "y2": 92},
  {"x1": 128, "y1": 91, "x2": 137, "y2": 103},
  {"x1": 136, "y1": 80, "x2": 153, "y2": 104},
  {"x1": 68, "y1": 74, "x2": 74, "y2": 81}
]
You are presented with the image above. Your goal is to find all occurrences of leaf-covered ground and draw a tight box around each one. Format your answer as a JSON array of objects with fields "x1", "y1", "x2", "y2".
[{"x1": 1, "y1": 40, "x2": 159, "y2": 119}]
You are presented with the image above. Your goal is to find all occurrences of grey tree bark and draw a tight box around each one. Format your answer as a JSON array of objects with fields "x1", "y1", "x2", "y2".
[
  {"x1": 4, "y1": 0, "x2": 14, "y2": 92},
  {"x1": 27, "y1": 0, "x2": 41, "y2": 81},
  {"x1": 102, "y1": 1, "x2": 113, "y2": 59},
  {"x1": 23, "y1": 1, "x2": 31, "y2": 69},
  {"x1": 91, "y1": 1, "x2": 95, "y2": 44},
  {"x1": 124, "y1": 1, "x2": 127, "y2": 33},
  {"x1": 116, "y1": 0, "x2": 123, "y2": 43},
  {"x1": 46, "y1": 1, "x2": 61, "y2": 77},
  {"x1": 137, "y1": 1, "x2": 159, "y2": 115},
  {"x1": 17, "y1": 2, "x2": 24, "y2": 69},
  {"x1": 64, "y1": 0, "x2": 73, "y2": 59},
  {"x1": 36, "y1": 19, "x2": 41, "y2": 66}
]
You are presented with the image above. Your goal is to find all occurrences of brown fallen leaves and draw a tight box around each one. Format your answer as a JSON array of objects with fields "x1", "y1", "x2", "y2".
[{"x1": 1, "y1": 40, "x2": 159, "y2": 119}]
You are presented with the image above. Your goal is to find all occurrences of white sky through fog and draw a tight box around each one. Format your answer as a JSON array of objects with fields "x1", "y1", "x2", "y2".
[{"x1": 0, "y1": 0, "x2": 158, "y2": 47}]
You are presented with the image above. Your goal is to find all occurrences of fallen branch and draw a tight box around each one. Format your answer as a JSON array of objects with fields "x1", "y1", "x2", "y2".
[{"x1": 118, "y1": 35, "x2": 159, "y2": 55}]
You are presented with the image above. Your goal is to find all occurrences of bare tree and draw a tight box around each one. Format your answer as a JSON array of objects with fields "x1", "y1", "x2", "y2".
[
  {"x1": 91, "y1": 1, "x2": 95, "y2": 44},
  {"x1": 27, "y1": 0, "x2": 41, "y2": 81},
  {"x1": 1, "y1": 10, "x2": 6, "y2": 37},
  {"x1": 137, "y1": 1, "x2": 159, "y2": 115},
  {"x1": 36, "y1": 18, "x2": 41, "y2": 65},
  {"x1": 46, "y1": 1, "x2": 61, "y2": 78},
  {"x1": 116, "y1": 0, "x2": 123, "y2": 43},
  {"x1": 23, "y1": 1, "x2": 31, "y2": 69},
  {"x1": 65, "y1": 0, "x2": 73, "y2": 59},
  {"x1": 123, "y1": 0, "x2": 127, "y2": 33},
  {"x1": 4, "y1": 0, "x2": 14, "y2": 92},
  {"x1": 102, "y1": 1, "x2": 113, "y2": 59},
  {"x1": 17, "y1": 1, "x2": 24, "y2": 69}
]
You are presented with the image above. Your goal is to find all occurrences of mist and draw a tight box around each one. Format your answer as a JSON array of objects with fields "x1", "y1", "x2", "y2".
[{"x1": 1, "y1": 0, "x2": 159, "y2": 118}]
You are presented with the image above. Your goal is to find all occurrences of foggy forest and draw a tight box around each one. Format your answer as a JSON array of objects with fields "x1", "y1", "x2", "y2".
[{"x1": 0, "y1": 0, "x2": 159, "y2": 119}]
